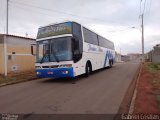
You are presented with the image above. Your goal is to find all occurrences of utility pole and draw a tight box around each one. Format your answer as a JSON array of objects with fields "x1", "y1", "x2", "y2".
[
  {"x1": 4, "y1": 0, "x2": 9, "y2": 76},
  {"x1": 141, "y1": 14, "x2": 144, "y2": 62},
  {"x1": 6, "y1": 0, "x2": 9, "y2": 34}
]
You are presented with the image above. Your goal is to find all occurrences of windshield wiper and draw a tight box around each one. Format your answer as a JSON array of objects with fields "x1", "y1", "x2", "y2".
[
  {"x1": 51, "y1": 49, "x2": 59, "y2": 62},
  {"x1": 40, "y1": 53, "x2": 49, "y2": 64},
  {"x1": 40, "y1": 50, "x2": 59, "y2": 63}
]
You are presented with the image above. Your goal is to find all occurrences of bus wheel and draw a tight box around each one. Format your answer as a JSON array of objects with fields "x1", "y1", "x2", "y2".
[
  {"x1": 109, "y1": 60, "x2": 113, "y2": 68},
  {"x1": 85, "y1": 63, "x2": 91, "y2": 77}
]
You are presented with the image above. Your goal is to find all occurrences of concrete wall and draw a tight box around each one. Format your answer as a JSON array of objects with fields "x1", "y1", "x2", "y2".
[
  {"x1": 115, "y1": 53, "x2": 121, "y2": 62},
  {"x1": 152, "y1": 45, "x2": 160, "y2": 64},
  {"x1": 121, "y1": 55, "x2": 130, "y2": 62},
  {"x1": 0, "y1": 35, "x2": 4, "y2": 75},
  {"x1": 0, "y1": 35, "x2": 36, "y2": 75},
  {"x1": 6, "y1": 36, "x2": 36, "y2": 74},
  {"x1": 152, "y1": 55, "x2": 160, "y2": 64},
  {"x1": 146, "y1": 44, "x2": 160, "y2": 64}
]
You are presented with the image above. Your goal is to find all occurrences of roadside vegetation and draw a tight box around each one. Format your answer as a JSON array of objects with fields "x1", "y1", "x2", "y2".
[
  {"x1": 148, "y1": 63, "x2": 160, "y2": 72},
  {"x1": 157, "y1": 95, "x2": 160, "y2": 107},
  {"x1": 0, "y1": 71, "x2": 36, "y2": 86},
  {"x1": 134, "y1": 62, "x2": 160, "y2": 113},
  {"x1": 0, "y1": 76, "x2": 16, "y2": 85},
  {"x1": 147, "y1": 63, "x2": 160, "y2": 107}
]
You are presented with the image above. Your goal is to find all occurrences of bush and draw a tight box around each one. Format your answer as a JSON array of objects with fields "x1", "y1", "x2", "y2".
[{"x1": 148, "y1": 63, "x2": 160, "y2": 71}]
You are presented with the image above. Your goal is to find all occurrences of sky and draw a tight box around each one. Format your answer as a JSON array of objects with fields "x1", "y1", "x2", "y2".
[{"x1": 0, "y1": 0, "x2": 160, "y2": 54}]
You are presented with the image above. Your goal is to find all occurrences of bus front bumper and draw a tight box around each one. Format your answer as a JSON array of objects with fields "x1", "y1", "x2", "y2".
[{"x1": 36, "y1": 67, "x2": 74, "y2": 78}]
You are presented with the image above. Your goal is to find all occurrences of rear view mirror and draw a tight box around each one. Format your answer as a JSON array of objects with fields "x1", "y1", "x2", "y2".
[{"x1": 31, "y1": 44, "x2": 36, "y2": 56}]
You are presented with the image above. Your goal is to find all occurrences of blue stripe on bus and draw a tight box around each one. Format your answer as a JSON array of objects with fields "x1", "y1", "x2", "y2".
[
  {"x1": 103, "y1": 51, "x2": 108, "y2": 67},
  {"x1": 36, "y1": 67, "x2": 74, "y2": 78},
  {"x1": 104, "y1": 51, "x2": 114, "y2": 67}
]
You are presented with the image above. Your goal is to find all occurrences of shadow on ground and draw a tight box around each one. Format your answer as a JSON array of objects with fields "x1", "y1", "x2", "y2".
[{"x1": 40, "y1": 66, "x2": 112, "y2": 84}]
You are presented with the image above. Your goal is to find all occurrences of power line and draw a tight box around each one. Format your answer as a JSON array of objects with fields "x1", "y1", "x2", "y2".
[
  {"x1": 140, "y1": 0, "x2": 142, "y2": 15},
  {"x1": 9, "y1": 1, "x2": 135, "y2": 35},
  {"x1": 9, "y1": 3, "x2": 66, "y2": 21},
  {"x1": 143, "y1": 0, "x2": 147, "y2": 14},
  {"x1": 8, "y1": 0, "x2": 141, "y2": 36},
  {"x1": 9, "y1": 3, "x2": 94, "y2": 26},
  {"x1": 140, "y1": 0, "x2": 153, "y2": 24},
  {"x1": 145, "y1": 0, "x2": 149, "y2": 14},
  {"x1": 107, "y1": 26, "x2": 138, "y2": 33},
  {"x1": 141, "y1": 0, "x2": 153, "y2": 17},
  {"x1": 147, "y1": 0, "x2": 152, "y2": 16},
  {"x1": 9, "y1": 0, "x2": 119, "y2": 24}
]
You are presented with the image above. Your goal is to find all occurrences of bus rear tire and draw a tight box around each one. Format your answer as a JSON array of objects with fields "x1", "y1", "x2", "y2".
[
  {"x1": 85, "y1": 62, "x2": 92, "y2": 77},
  {"x1": 109, "y1": 60, "x2": 113, "y2": 68}
]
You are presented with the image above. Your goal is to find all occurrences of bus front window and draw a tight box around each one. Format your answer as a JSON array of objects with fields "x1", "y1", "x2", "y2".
[
  {"x1": 50, "y1": 37, "x2": 72, "y2": 62},
  {"x1": 36, "y1": 37, "x2": 73, "y2": 63}
]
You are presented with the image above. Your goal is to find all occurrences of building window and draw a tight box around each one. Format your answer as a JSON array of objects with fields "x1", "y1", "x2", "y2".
[{"x1": 8, "y1": 55, "x2": 12, "y2": 60}]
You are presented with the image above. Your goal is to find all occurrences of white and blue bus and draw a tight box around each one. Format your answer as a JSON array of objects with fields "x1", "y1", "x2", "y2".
[{"x1": 34, "y1": 21, "x2": 115, "y2": 78}]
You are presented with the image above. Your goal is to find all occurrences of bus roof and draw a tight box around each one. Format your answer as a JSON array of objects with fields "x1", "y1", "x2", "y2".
[
  {"x1": 38, "y1": 21, "x2": 114, "y2": 44},
  {"x1": 38, "y1": 21, "x2": 75, "y2": 29}
]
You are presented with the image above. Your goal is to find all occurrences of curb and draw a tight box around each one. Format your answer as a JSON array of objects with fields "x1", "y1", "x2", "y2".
[
  {"x1": 0, "y1": 77, "x2": 37, "y2": 87},
  {"x1": 128, "y1": 63, "x2": 142, "y2": 114}
]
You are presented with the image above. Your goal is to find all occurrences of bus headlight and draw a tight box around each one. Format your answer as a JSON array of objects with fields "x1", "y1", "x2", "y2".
[
  {"x1": 61, "y1": 70, "x2": 69, "y2": 74},
  {"x1": 36, "y1": 72, "x2": 41, "y2": 75}
]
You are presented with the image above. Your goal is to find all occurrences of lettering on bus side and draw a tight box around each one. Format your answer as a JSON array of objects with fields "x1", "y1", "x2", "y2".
[
  {"x1": 88, "y1": 44, "x2": 96, "y2": 51},
  {"x1": 87, "y1": 44, "x2": 103, "y2": 52},
  {"x1": 98, "y1": 47, "x2": 103, "y2": 52}
]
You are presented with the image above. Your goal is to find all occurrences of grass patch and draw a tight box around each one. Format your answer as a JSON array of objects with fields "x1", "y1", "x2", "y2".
[
  {"x1": 156, "y1": 95, "x2": 160, "y2": 107},
  {"x1": 0, "y1": 72, "x2": 36, "y2": 86},
  {"x1": 0, "y1": 76, "x2": 16, "y2": 84},
  {"x1": 151, "y1": 79, "x2": 160, "y2": 87},
  {"x1": 147, "y1": 63, "x2": 160, "y2": 72}
]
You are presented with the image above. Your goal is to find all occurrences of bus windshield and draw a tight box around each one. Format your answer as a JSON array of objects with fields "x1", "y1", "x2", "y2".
[{"x1": 36, "y1": 37, "x2": 72, "y2": 63}]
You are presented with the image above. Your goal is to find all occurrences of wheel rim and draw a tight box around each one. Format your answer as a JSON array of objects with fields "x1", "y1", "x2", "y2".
[{"x1": 88, "y1": 66, "x2": 90, "y2": 74}]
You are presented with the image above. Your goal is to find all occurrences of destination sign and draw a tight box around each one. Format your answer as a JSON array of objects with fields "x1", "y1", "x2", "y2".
[{"x1": 37, "y1": 22, "x2": 72, "y2": 39}]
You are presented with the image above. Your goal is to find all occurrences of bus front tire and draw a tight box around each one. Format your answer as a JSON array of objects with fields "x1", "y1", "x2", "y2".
[{"x1": 85, "y1": 63, "x2": 92, "y2": 77}]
